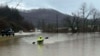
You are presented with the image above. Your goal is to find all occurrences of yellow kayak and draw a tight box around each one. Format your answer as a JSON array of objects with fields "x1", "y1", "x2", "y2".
[
  {"x1": 37, "y1": 36, "x2": 44, "y2": 44},
  {"x1": 37, "y1": 40, "x2": 44, "y2": 44}
]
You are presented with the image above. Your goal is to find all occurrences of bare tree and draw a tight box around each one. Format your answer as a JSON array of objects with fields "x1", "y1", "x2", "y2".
[
  {"x1": 64, "y1": 14, "x2": 79, "y2": 33},
  {"x1": 15, "y1": 0, "x2": 23, "y2": 9},
  {"x1": 0, "y1": 0, "x2": 22, "y2": 9},
  {"x1": 71, "y1": 12, "x2": 81, "y2": 32},
  {"x1": 64, "y1": 3, "x2": 97, "y2": 32},
  {"x1": 76, "y1": 3, "x2": 95, "y2": 32},
  {"x1": 90, "y1": 8, "x2": 100, "y2": 32}
]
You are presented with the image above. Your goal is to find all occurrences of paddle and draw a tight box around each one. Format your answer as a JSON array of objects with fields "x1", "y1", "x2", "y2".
[
  {"x1": 45, "y1": 37, "x2": 49, "y2": 39},
  {"x1": 32, "y1": 37, "x2": 49, "y2": 44}
]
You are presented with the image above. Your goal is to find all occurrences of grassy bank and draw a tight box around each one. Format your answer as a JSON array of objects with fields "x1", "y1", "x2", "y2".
[{"x1": 0, "y1": 36, "x2": 18, "y2": 42}]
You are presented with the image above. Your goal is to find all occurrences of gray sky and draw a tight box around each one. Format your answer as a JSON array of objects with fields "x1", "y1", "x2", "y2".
[{"x1": 0, "y1": 0, "x2": 99, "y2": 14}]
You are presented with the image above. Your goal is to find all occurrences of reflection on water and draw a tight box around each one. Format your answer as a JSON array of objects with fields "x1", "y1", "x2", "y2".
[
  {"x1": 37, "y1": 44, "x2": 44, "y2": 56},
  {"x1": 0, "y1": 33, "x2": 100, "y2": 56}
]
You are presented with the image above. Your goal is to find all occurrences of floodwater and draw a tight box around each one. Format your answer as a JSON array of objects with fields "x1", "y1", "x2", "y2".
[{"x1": 0, "y1": 33, "x2": 100, "y2": 56}]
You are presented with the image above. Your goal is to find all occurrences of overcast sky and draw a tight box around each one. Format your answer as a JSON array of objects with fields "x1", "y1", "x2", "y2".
[{"x1": 0, "y1": 0, "x2": 99, "y2": 14}]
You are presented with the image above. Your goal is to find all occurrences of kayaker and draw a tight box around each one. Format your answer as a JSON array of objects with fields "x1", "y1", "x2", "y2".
[
  {"x1": 37, "y1": 36, "x2": 44, "y2": 41},
  {"x1": 32, "y1": 36, "x2": 44, "y2": 44},
  {"x1": 37, "y1": 36, "x2": 44, "y2": 44}
]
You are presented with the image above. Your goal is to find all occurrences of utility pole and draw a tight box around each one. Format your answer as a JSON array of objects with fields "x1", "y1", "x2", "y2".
[{"x1": 56, "y1": 14, "x2": 58, "y2": 33}]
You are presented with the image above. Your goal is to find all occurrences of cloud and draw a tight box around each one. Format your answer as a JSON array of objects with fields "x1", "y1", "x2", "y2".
[
  {"x1": 7, "y1": 0, "x2": 57, "y2": 10},
  {"x1": 0, "y1": 0, "x2": 100, "y2": 14}
]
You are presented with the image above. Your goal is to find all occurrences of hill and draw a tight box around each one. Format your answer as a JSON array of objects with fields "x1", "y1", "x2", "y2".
[{"x1": 20, "y1": 9, "x2": 69, "y2": 28}]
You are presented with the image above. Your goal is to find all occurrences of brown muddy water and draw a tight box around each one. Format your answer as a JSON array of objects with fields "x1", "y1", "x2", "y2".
[{"x1": 0, "y1": 33, "x2": 100, "y2": 56}]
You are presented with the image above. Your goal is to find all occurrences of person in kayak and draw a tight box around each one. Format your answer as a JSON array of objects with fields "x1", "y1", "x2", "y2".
[{"x1": 37, "y1": 36, "x2": 44, "y2": 44}]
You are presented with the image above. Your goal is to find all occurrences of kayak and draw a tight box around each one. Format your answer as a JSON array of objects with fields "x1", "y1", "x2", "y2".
[{"x1": 37, "y1": 40, "x2": 44, "y2": 44}]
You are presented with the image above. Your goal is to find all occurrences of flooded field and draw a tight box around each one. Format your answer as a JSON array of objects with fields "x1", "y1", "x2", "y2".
[{"x1": 0, "y1": 33, "x2": 100, "y2": 56}]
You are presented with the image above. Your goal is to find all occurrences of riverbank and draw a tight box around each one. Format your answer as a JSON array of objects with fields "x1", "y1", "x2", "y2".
[
  {"x1": 0, "y1": 36, "x2": 18, "y2": 42},
  {"x1": 0, "y1": 32, "x2": 41, "y2": 42}
]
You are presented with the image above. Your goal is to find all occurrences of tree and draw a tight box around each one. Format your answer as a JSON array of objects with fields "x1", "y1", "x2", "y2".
[
  {"x1": 0, "y1": 6, "x2": 35, "y2": 32},
  {"x1": 78, "y1": 3, "x2": 95, "y2": 31},
  {"x1": 64, "y1": 3, "x2": 98, "y2": 32},
  {"x1": 90, "y1": 8, "x2": 100, "y2": 32}
]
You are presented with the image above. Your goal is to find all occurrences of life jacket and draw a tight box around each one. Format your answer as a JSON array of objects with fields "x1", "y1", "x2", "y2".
[{"x1": 37, "y1": 36, "x2": 44, "y2": 41}]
